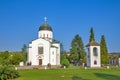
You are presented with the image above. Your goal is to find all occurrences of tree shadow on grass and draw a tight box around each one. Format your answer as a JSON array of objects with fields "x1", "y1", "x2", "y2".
[
  {"x1": 72, "y1": 76, "x2": 91, "y2": 80},
  {"x1": 94, "y1": 73, "x2": 120, "y2": 80}
]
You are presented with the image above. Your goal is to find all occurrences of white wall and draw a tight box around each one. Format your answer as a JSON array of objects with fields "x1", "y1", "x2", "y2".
[
  {"x1": 87, "y1": 47, "x2": 90, "y2": 67},
  {"x1": 87, "y1": 46, "x2": 101, "y2": 67},
  {"x1": 28, "y1": 38, "x2": 50, "y2": 66},
  {"x1": 50, "y1": 47, "x2": 57, "y2": 65},
  {"x1": 28, "y1": 36, "x2": 60, "y2": 66},
  {"x1": 52, "y1": 43, "x2": 60, "y2": 65},
  {"x1": 38, "y1": 30, "x2": 53, "y2": 40}
]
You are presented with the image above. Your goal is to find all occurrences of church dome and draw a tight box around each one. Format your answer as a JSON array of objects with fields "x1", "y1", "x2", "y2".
[
  {"x1": 39, "y1": 17, "x2": 52, "y2": 31},
  {"x1": 39, "y1": 23, "x2": 52, "y2": 31}
]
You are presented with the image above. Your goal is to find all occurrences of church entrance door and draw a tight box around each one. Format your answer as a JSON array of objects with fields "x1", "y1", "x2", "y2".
[{"x1": 39, "y1": 59, "x2": 42, "y2": 65}]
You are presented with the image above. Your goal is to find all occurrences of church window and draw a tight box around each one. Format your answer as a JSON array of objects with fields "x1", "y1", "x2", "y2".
[
  {"x1": 94, "y1": 60, "x2": 97, "y2": 65},
  {"x1": 93, "y1": 47, "x2": 98, "y2": 56},
  {"x1": 38, "y1": 47, "x2": 43, "y2": 54}
]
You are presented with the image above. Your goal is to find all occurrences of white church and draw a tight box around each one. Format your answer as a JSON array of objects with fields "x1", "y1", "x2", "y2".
[
  {"x1": 27, "y1": 17, "x2": 101, "y2": 68},
  {"x1": 28, "y1": 17, "x2": 60, "y2": 66}
]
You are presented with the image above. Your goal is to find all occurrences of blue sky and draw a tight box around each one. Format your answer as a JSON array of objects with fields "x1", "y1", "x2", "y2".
[{"x1": 0, "y1": 0, "x2": 120, "y2": 52}]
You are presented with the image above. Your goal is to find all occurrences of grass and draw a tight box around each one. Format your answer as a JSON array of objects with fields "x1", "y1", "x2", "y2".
[{"x1": 15, "y1": 67, "x2": 120, "y2": 80}]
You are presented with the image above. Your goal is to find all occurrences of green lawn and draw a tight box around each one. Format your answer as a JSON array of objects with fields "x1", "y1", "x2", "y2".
[{"x1": 16, "y1": 68, "x2": 120, "y2": 80}]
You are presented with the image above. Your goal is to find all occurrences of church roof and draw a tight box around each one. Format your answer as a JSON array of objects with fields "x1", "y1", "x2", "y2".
[
  {"x1": 51, "y1": 45, "x2": 58, "y2": 48},
  {"x1": 86, "y1": 41, "x2": 100, "y2": 47},
  {"x1": 39, "y1": 23, "x2": 52, "y2": 31},
  {"x1": 52, "y1": 39, "x2": 60, "y2": 43},
  {"x1": 39, "y1": 17, "x2": 53, "y2": 31}
]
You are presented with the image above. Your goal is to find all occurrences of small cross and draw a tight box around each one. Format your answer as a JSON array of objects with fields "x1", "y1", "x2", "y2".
[{"x1": 44, "y1": 17, "x2": 47, "y2": 23}]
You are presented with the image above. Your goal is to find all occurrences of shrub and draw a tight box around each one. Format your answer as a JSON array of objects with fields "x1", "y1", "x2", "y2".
[
  {"x1": 0, "y1": 65, "x2": 19, "y2": 80},
  {"x1": 47, "y1": 63, "x2": 51, "y2": 69},
  {"x1": 61, "y1": 58, "x2": 70, "y2": 68}
]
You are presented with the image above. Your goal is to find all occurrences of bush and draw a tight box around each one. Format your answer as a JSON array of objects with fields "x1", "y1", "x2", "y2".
[
  {"x1": 47, "y1": 63, "x2": 51, "y2": 69},
  {"x1": 61, "y1": 58, "x2": 70, "y2": 68},
  {"x1": 0, "y1": 65, "x2": 19, "y2": 80}
]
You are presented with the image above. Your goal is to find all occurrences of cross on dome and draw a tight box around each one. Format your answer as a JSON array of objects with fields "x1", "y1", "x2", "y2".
[{"x1": 44, "y1": 17, "x2": 47, "y2": 24}]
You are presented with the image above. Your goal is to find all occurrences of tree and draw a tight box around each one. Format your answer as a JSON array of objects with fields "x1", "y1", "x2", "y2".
[
  {"x1": 21, "y1": 44, "x2": 27, "y2": 62},
  {"x1": 10, "y1": 52, "x2": 24, "y2": 65},
  {"x1": 0, "y1": 51, "x2": 10, "y2": 66},
  {"x1": 89, "y1": 27, "x2": 95, "y2": 42},
  {"x1": 0, "y1": 51, "x2": 19, "y2": 80},
  {"x1": 61, "y1": 58, "x2": 70, "y2": 68},
  {"x1": 60, "y1": 52, "x2": 67, "y2": 62},
  {"x1": 60, "y1": 43, "x2": 64, "y2": 53},
  {"x1": 0, "y1": 65, "x2": 19, "y2": 80},
  {"x1": 22, "y1": 44, "x2": 27, "y2": 53},
  {"x1": 70, "y1": 34, "x2": 86, "y2": 65},
  {"x1": 60, "y1": 51, "x2": 70, "y2": 68},
  {"x1": 69, "y1": 38, "x2": 78, "y2": 62},
  {"x1": 100, "y1": 35, "x2": 109, "y2": 65}
]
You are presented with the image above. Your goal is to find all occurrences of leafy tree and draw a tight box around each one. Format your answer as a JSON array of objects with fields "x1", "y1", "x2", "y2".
[
  {"x1": 60, "y1": 52, "x2": 70, "y2": 68},
  {"x1": 10, "y1": 52, "x2": 24, "y2": 65},
  {"x1": 89, "y1": 27, "x2": 95, "y2": 42},
  {"x1": 0, "y1": 51, "x2": 10, "y2": 66},
  {"x1": 61, "y1": 58, "x2": 70, "y2": 68},
  {"x1": 0, "y1": 51, "x2": 9, "y2": 60},
  {"x1": 100, "y1": 35, "x2": 109, "y2": 65},
  {"x1": 0, "y1": 51, "x2": 19, "y2": 80},
  {"x1": 0, "y1": 65, "x2": 19, "y2": 80},
  {"x1": 70, "y1": 34, "x2": 86, "y2": 64},
  {"x1": 60, "y1": 52, "x2": 67, "y2": 63}
]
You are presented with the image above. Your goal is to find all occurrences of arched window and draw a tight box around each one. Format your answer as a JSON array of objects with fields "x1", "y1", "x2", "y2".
[
  {"x1": 38, "y1": 47, "x2": 43, "y2": 54},
  {"x1": 93, "y1": 47, "x2": 98, "y2": 56}
]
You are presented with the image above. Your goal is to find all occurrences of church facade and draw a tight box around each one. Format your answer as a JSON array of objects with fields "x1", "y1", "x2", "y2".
[{"x1": 28, "y1": 18, "x2": 60, "y2": 66}]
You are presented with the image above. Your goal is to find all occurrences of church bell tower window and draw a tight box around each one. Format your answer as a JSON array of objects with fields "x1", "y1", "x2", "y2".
[{"x1": 93, "y1": 47, "x2": 98, "y2": 56}]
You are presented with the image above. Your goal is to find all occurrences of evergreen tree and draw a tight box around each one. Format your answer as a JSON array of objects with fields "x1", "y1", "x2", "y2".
[
  {"x1": 70, "y1": 34, "x2": 86, "y2": 64},
  {"x1": 60, "y1": 43, "x2": 64, "y2": 53},
  {"x1": 21, "y1": 44, "x2": 27, "y2": 62},
  {"x1": 100, "y1": 35, "x2": 109, "y2": 65},
  {"x1": 89, "y1": 27, "x2": 95, "y2": 42}
]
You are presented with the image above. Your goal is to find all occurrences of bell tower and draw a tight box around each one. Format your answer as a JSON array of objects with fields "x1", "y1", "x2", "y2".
[{"x1": 86, "y1": 41, "x2": 101, "y2": 67}]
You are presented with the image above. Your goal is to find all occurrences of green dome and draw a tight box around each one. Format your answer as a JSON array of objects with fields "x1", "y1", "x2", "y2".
[{"x1": 39, "y1": 23, "x2": 53, "y2": 31}]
